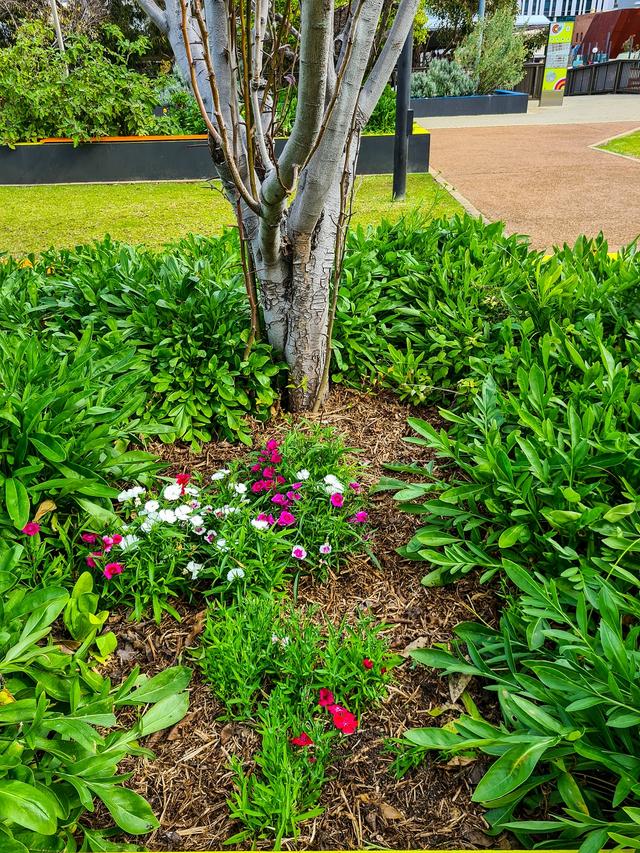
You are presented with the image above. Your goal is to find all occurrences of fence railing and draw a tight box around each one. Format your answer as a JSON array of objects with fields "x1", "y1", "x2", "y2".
[{"x1": 566, "y1": 58, "x2": 640, "y2": 95}]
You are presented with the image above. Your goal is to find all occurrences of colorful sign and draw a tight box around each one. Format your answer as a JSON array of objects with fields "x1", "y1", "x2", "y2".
[{"x1": 540, "y1": 21, "x2": 575, "y2": 105}]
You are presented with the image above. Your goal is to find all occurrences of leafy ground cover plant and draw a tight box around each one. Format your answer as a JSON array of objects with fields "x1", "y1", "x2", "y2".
[
  {"x1": 0, "y1": 577, "x2": 190, "y2": 852},
  {"x1": 198, "y1": 593, "x2": 396, "y2": 845},
  {"x1": 74, "y1": 428, "x2": 371, "y2": 620}
]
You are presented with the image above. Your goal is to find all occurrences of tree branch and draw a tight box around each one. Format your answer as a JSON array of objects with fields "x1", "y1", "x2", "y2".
[
  {"x1": 359, "y1": 0, "x2": 420, "y2": 121},
  {"x1": 136, "y1": 0, "x2": 168, "y2": 32}
]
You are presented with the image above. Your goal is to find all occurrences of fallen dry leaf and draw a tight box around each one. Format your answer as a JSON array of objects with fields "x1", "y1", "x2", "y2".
[
  {"x1": 448, "y1": 672, "x2": 472, "y2": 703},
  {"x1": 380, "y1": 803, "x2": 405, "y2": 821},
  {"x1": 401, "y1": 636, "x2": 430, "y2": 656},
  {"x1": 34, "y1": 500, "x2": 56, "y2": 523}
]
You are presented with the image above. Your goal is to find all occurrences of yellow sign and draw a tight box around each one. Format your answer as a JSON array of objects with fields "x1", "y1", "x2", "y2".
[{"x1": 541, "y1": 21, "x2": 575, "y2": 97}]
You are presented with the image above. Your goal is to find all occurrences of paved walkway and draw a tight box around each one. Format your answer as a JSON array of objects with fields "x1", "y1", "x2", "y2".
[{"x1": 419, "y1": 97, "x2": 640, "y2": 249}]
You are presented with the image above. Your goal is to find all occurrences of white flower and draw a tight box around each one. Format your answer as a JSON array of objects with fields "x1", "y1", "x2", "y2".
[
  {"x1": 119, "y1": 534, "x2": 141, "y2": 552},
  {"x1": 324, "y1": 474, "x2": 344, "y2": 492},
  {"x1": 226, "y1": 567, "x2": 244, "y2": 581},
  {"x1": 319, "y1": 542, "x2": 332, "y2": 555},
  {"x1": 211, "y1": 469, "x2": 231, "y2": 481},
  {"x1": 201, "y1": 504, "x2": 213, "y2": 514},
  {"x1": 217, "y1": 538, "x2": 228, "y2": 551},
  {"x1": 163, "y1": 483, "x2": 182, "y2": 501},
  {"x1": 271, "y1": 634, "x2": 291, "y2": 647},
  {"x1": 193, "y1": 527, "x2": 206, "y2": 535},
  {"x1": 185, "y1": 485, "x2": 200, "y2": 496},
  {"x1": 205, "y1": 529, "x2": 215, "y2": 543},
  {"x1": 144, "y1": 499, "x2": 160, "y2": 514},
  {"x1": 233, "y1": 483, "x2": 248, "y2": 495},
  {"x1": 185, "y1": 561, "x2": 203, "y2": 579},
  {"x1": 158, "y1": 508, "x2": 177, "y2": 524},
  {"x1": 141, "y1": 517, "x2": 156, "y2": 533},
  {"x1": 190, "y1": 500, "x2": 201, "y2": 509},
  {"x1": 214, "y1": 505, "x2": 239, "y2": 518},
  {"x1": 175, "y1": 505, "x2": 193, "y2": 521},
  {"x1": 117, "y1": 485, "x2": 146, "y2": 502},
  {"x1": 251, "y1": 518, "x2": 269, "y2": 530},
  {"x1": 189, "y1": 515, "x2": 204, "y2": 528},
  {"x1": 295, "y1": 469, "x2": 310, "y2": 481}
]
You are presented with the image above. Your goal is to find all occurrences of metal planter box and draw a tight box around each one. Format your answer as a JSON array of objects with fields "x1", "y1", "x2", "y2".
[
  {"x1": 0, "y1": 131, "x2": 430, "y2": 186},
  {"x1": 411, "y1": 90, "x2": 528, "y2": 118}
]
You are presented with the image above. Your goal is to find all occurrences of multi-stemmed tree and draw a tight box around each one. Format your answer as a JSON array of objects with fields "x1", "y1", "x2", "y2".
[{"x1": 134, "y1": 0, "x2": 420, "y2": 410}]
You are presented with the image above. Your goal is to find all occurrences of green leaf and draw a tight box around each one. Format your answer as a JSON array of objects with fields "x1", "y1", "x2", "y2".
[
  {"x1": 89, "y1": 785, "x2": 159, "y2": 835},
  {"x1": 4, "y1": 479, "x2": 30, "y2": 530},
  {"x1": 29, "y1": 434, "x2": 67, "y2": 463},
  {"x1": 0, "y1": 780, "x2": 61, "y2": 835},
  {"x1": 138, "y1": 693, "x2": 189, "y2": 736},
  {"x1": 473, "y1": 738, "x2": 556, "y2": 803}
]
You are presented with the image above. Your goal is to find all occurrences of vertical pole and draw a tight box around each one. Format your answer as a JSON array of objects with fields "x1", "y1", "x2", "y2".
[
  {"x1": 477, "y1": 0, "x2": 486, "y2": 73},
  {"x1": 49, "y1": 0, "x2": 69, "y2": 77},
  {"x1": 393, "y1": 30, "x2": 413, "y2": 201}
]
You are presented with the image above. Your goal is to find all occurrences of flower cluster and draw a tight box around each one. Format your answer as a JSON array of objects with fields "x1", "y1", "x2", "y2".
[{"x1": 290, "y1": 688, "x2": 359, "y2": 754}]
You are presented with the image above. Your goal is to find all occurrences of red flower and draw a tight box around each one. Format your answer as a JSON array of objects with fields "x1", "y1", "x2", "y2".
[
  {"x1": 112, "y1": 533, "x2": 123, "y2": 545},
  {"x1": 81, "y1": 532, "x2": 97, "y2": 544},
  {"x1": 291, "y1": 732, "x2": 313, "y2": 747},
  {"x1": 251, "y1": 463, "x2": 261, "y2": 473},
  {"x1": 271, "y1": 452, "x2": 283, "y2": 464},
  {"x1": 277, "y1": 510, "x2": 296, "y2": 526},
  {"x1": 103, "y1": 562, "x2": 124, "y2": 580},
  {"x1": 318, "y1": 688, "x2": 335, "y2": 707},
  {"x1": 22, "y1": 522, "x2": 41, "y2": 536},
  {"x1": 252, "y1": 480, "x2": 267, "y2": 493},
  {"x1": 330, "y1": 493, "x2": 344, "y2": 508},
  {"x1": 275, "y1": 475, "x2": 286, "y2": 485},
  {"x1": 363, "y1": 658, "x2": 374, "y2": 670},
  {"x1": 176, "y1": 472, "x2": 191, "y2": 495},
  {"x1": 330, "y1": 708, "x2": 358, "y2": 735},
  {"x1": 86, "y1": 551, "x2": 101, "y2": 568}
]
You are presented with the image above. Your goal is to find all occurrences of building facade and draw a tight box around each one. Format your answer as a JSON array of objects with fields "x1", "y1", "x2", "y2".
[{"x1": 519, "y1": 0, "x2": 615, "y2": 17}]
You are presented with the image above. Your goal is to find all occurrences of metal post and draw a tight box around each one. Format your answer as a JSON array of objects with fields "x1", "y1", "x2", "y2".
[
  {"x1": 477, "y1": 0, "x2": 486, "y2": 72},
  {"x1": 393, "y1": 30, "x2": 413, "y2": 201},
  {"x1": 49, "y1": 0, "x2": 69, "y2": 77}
]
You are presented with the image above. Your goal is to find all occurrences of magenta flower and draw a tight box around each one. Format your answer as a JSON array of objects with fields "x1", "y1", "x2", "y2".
[
  {"x1": 252, "y1": 480, "x2": 267, "y2": 493},
  {"x1": 81, "y1": 532, "x2": 98, "y2": 544},
  {"x1": 103, "y1": 562, "x2": 124, "y2": 580},
  {"x1": 349, "y1": 511, "x2": 369, "y2": 523},
  {"x1": 349, "y1": 482, "x2": 361, "y2": 492},
  {"x1": 102, "y1": 535, "x2": 114, "y2": 552},
  {"x1": 272, "y1": 493, "x2": 289, "y2": 507},
  {"x1": 277, "y1": 510, "x2": 296, "y2": 526},
  {"x1": 251, "y1": 463, "x2": 261, "y2": 473},
  {"x1": 257, "y1": 512, "x2": 275, "y2": 525},
  {"x1": 287, "y1": 490, "x2": 302, "y2": 501},
  {"x1": 292, "y1": 482, "x2": 303, "y2": 489},
  {"x1": 86, "y1": 551, "x2": 102, "y2": 568},
  {"x1": 263, "y1": 466, "x2": 276, "y2": 479},
  {"x1": 318, "y1": 688, "x2": 335, "y2": 707},
  {"x1": 266, "y1": 439, "x2": 279, "y2": 452},
  {"x1": 291, "y1": 545, "x2": 307, "y2": 559},
  {"x1": 319, "y1": 542, "x2": 332, "y2": 555},
  {"x1": 330, "y1": 493, "x2": 344, "y2": 508},
  {"x1": 22, "y1": 522, "x2": 40, "y2": 536}
]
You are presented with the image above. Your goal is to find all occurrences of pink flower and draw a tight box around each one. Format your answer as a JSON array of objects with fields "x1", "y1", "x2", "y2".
[
  {"x1": 319, "y1": 542, "x2": 332, "y2": 555},
  {"x1": 102, "y1": 535, "x2": 114, "y2": 552},
  {"x1": 292, "y1": 482, "x2": 303, "y2": 489},
  {"x1": 257, "y1": 512, "x2": 275, "y2": 525},
  {"x1": 275, "y1": 475, "x2": 285, "y2": 485},
  {"x1": 287, "y1": 491, "x2": 302, "y2": 501},
  {"x1": 318, "y1": 688, "x2": 335, "y2": 707},
  {"x1": 363, "y1": 658, "x2": 374, "y2": 670},
  {"x1": 251, "y1": 463, "x2": 261, "y2": 473},
  {"x1": 86, "y1": 551, "x2": 101, "y2": 568},
  {"x1": 266, "y1": 439, "x2": 279, "y2": 452},
  {"x1": 291, "y1": 546, "x2": 307, "y2": 560},
  {"x1": 271, "y1": 493, "x2": 289, "y2": 507},
  {"x1": 263, "y1": 466, "x2": 276, "y2": 479},
  {"x1": 112, "y1": 533, "x2": 123, "y2": 545},
  {"x1": 22, "y1": 522, "x2": 41, "y2": 536},
  {"x1": 277, "y1": 510, "x2": 296, "y2": 526},
  {"x1": 81, "y1": 532, "x2": 97, "y2": 544},
  {"x1": 271, "y1": 453, "x2": 283, "y2": 464},
  {"x1": 103, "y1": 562, "x2": 124, "y2": 580},
  {"x1": 349, "y1": 482, "x2": 361, "y2": 492},
  {"x1": 349, "y1": 511, "x2": 369, "y2": 524},
  {"x1": 290, "y1": 732, "x2": 313, "y2": 747},
  {"x1": 252, "y1": 480, "x2": 267, "y2": 494},
  {"x1": 330, "y1": 493, "x2": 344, "y2": 508}
]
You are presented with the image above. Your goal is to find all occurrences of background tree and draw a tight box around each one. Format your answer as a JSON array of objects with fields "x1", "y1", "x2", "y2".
[
  {"x1": 455, "y1": 7, "x2": 524, "y2": 93},
  {"x1": 422, "y1": 0, "x2": 516, "y2": 53},
  {"x1": 132, "y1": 0, "x2": 421, "y2": 411}
]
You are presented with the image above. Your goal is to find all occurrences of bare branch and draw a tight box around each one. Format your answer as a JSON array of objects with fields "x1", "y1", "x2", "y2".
[
  {"x1": 287, "y1": 0, "x2": 384, "y2": 236},
  {"x1": 359, "y1": 0, "x2": 420, "y2": 121}
]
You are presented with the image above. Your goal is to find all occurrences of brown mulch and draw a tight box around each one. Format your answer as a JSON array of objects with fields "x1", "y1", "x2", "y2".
[{"x1": 105, "y1": 388, "x2": 504, "y2": 850}]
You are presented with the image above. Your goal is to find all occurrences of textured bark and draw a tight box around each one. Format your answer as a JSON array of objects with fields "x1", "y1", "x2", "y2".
[{"x1": 135, "y1": 0, "x2": 421, "y2": 411}]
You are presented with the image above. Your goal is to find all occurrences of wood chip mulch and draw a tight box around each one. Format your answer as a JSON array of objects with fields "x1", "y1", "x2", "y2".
[{"x1": 104, "y1": 388, "x2": 507, "y2": 850}]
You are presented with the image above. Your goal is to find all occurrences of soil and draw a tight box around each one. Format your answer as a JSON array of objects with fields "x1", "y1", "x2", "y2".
[{"x1": 104, "y1": 388, "x2": 505, "y2": 850}]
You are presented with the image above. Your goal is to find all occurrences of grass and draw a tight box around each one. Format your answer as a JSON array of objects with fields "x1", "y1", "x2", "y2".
[
  {"x1": 599, "y1": 129, "x2": 640, "y2": 160},
  {"x1": 0, "y1": 174, "x2": 462, "y2": 256}
]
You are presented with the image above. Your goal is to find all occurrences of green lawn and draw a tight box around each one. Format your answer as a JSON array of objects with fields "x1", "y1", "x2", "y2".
[
  {"x1": 599, "y1": 129, "x2": 640, "y2": 159},
  {"x1": 0, "y1": 174, "x2": 461, "y2": 256}
]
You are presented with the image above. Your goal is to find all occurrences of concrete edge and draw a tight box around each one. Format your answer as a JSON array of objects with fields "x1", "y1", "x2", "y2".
[
  {"x1": 428, "y1": 166, "x2": 489, "y2": 222},
  {"x1": 589, "y1": 125, "x2": 640, "y2": 163}
]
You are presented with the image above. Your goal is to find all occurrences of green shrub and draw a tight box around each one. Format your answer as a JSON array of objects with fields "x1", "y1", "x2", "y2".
[
  {"x1": 411, "y1": 60, "x2": 476, "y2": 98},
  {"x1": 0, "y1": 22, "x2": 162, "y2": 146},
  {"x1": 0, "y1": 330, "x2": 161, "y2": 538},
  {"x1": 455, "y1": 8, "x2": 526, "y2": 94},
  {"x1": 365, "y1": 84, "x2": 396, "y2": 134},
  {"x1": 0, "y1": 578, "x2": 190, "y2": 850}
]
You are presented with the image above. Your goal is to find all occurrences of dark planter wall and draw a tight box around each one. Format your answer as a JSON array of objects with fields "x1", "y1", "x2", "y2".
[
  {"x1": 0, "y1": 132, "x2": 430, "y2": 185},
  {"x1": 411, "y1": 91, "x2": 528, "y2": 118}
]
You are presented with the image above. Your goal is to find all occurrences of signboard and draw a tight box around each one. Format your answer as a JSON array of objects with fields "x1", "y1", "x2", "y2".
[{"x1": 540, "y1": 21, "x2": 575, "y2": 106}]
